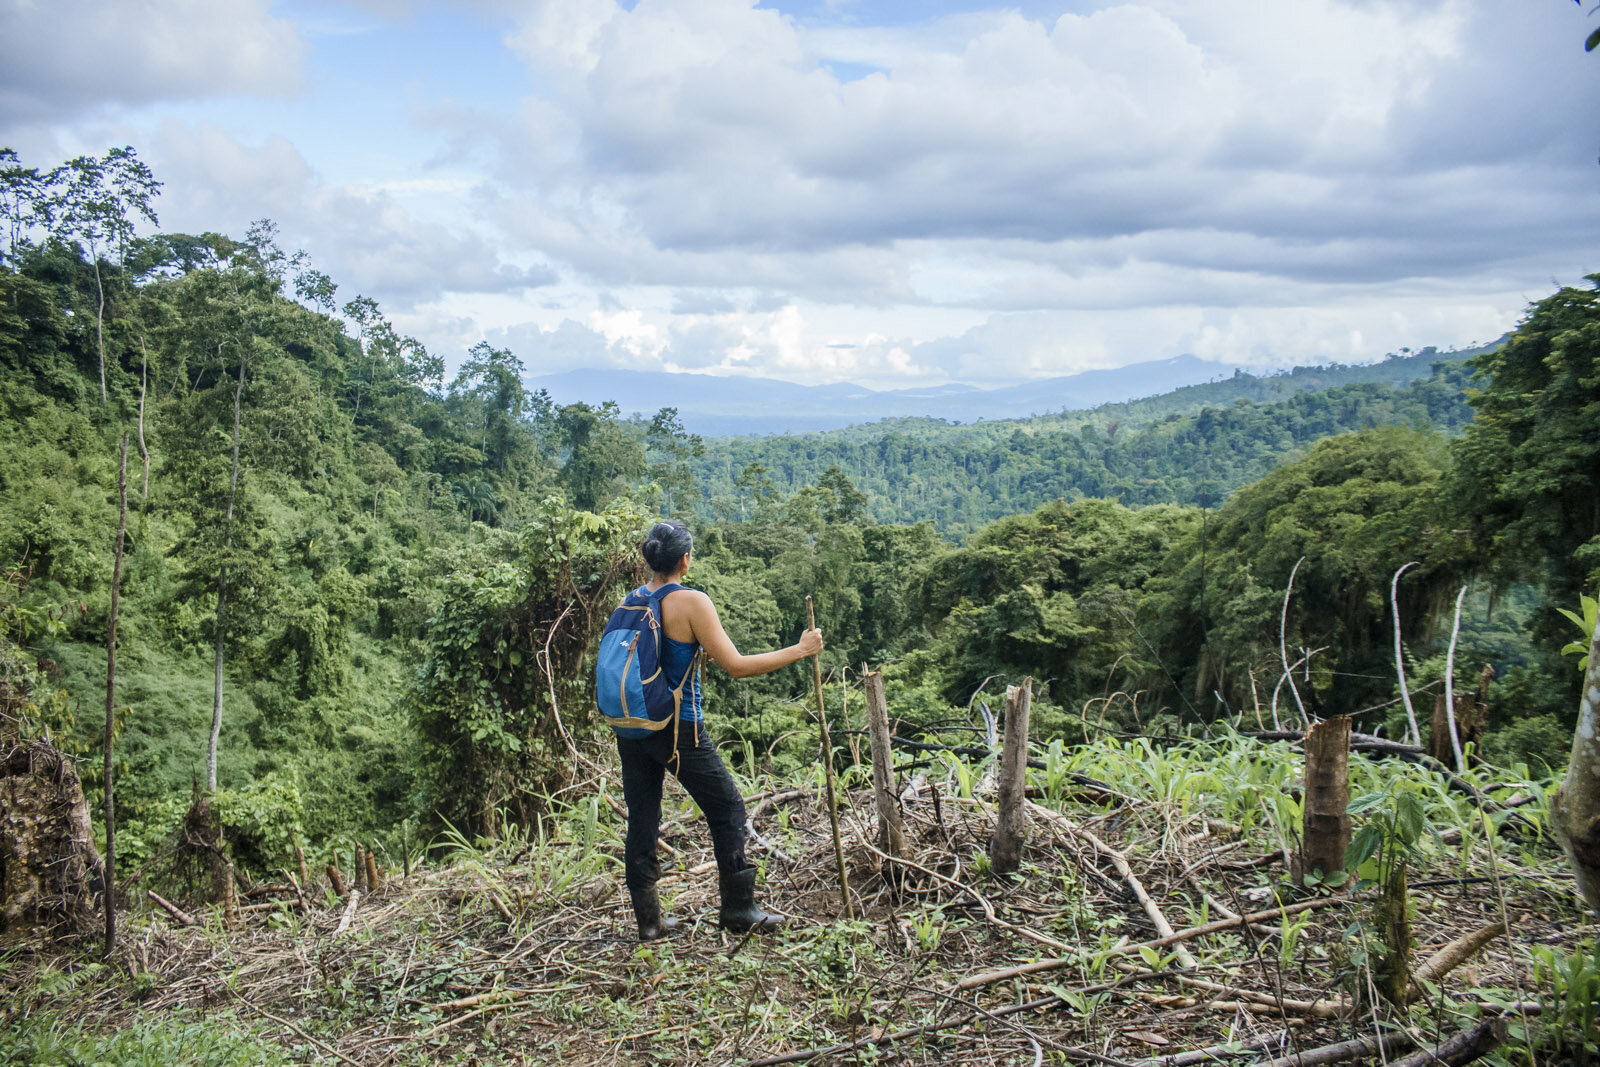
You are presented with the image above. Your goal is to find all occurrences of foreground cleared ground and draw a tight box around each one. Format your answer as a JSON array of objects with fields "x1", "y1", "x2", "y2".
[{"x1": 3, "y1": 733, "x2": 1593, "y2": 1065}]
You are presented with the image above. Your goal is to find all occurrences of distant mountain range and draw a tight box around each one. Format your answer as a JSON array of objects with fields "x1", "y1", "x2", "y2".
[
  {"x1": 530, "y1": 345, "x2": 1498, "y2": 437},
  {"x1": 530, "y1": 355, "x2": 1243, "y2": 435}
]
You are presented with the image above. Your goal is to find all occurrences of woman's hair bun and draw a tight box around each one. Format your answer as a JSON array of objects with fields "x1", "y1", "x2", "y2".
[{"x1": 641, "y1": 521, "x2": 693, "y2": 573}]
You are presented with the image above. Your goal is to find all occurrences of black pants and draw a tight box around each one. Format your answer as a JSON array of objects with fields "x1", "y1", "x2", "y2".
[{"x1": 618, "y1": 719, "x2": 747, "y2": 893}]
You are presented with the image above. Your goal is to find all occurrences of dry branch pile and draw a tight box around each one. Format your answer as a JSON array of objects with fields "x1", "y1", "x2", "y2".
[
  {"x1": 1, "y1": 737, "x2": 103, "y2": 940},
  {"x1": 1, "y1": 734, "x2": 1587, "y2": 1066}
]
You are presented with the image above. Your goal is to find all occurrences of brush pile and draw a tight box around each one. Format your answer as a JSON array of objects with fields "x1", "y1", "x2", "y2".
[{"x1": 2, "y1": 731, "x2": 1590, "y2": 1066}]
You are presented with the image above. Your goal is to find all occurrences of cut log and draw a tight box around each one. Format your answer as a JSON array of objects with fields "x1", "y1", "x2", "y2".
[
  {"x1": 1259, "y1": 1030, "x2": 1415, "y2": 1067},
  {"x1": 1, "y1": 739, "x2": 104, "y2": 940},
  {"x1": 146, "y1": 889, "x2": 198, "y2": 927},
  {"x1": 988, "y1": 678, "x2": 1031, "y2": 876},
  {"x1": 1408, "y1": 921, "x2": 1506, "y2": 1001},
  {"x1": 862, "y1": 671, "x2": 905, "y2": 858},
  {"x1": 1389, "y1": 1018, "x2": 1507, "y2": 1067},
  {"x1": 1297, "y1": 714, "x2": 1351, "y2": 885},
  {"x1": 333, "y1": 889, "x2": 360, "y2": 936}
]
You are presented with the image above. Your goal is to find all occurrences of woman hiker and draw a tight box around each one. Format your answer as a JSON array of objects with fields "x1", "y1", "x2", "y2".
[{"x1": 612, "y1": 520, "x2": 823, "y2": 940}]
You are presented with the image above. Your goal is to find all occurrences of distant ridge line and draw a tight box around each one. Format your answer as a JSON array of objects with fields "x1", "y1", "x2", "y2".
[{"x1": 529, "y1": 340, "x2": 1500, "y2": 438}]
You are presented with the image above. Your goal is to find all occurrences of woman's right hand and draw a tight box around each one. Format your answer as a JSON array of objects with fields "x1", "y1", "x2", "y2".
[{"x1": 796, "y1": 627, "x2": 824, "y2": 658}]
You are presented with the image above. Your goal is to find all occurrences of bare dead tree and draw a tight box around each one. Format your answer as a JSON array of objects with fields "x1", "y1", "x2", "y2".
[
  {"x1": 1280, "y1": 557, "x2": 1309, "y2": 727},
  {"x1": 1442, "y1": 584, "x2": 1468, "y2": 773},
  {"x1": 1390, "y1": 561, "x2": 1421, "y2": 746}
]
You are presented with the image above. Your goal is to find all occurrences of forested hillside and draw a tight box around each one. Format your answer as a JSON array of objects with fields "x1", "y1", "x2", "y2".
[
  {"x1": 4, "y1": 146, "x2": 1600, "y2": 1066},
  {"x1": 2, "y1": 147, "x2": 1597, "y2": 861},
  {"x1": 692, "y1": 359, "x2": 1479, "y2": 533}
]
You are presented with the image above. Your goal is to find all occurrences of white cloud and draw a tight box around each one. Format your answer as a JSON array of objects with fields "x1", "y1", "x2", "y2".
[
  {"x1": 0, "y1": 0, "x2": 304, "y2": 123},
  {"x1": 9, "y1": 0, "x2": 1595, "y2": 390},
  {"x1": 438, "y1": 0, "x2": 1595, "y2": 383},
  {"x1": 150, "y1": 123, "x2": 556, "y2": 305}
]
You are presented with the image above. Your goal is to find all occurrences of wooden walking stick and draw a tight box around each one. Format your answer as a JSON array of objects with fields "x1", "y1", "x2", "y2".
[{"x1": 807, "y1": 596, "x2": 854, "y2": 918}]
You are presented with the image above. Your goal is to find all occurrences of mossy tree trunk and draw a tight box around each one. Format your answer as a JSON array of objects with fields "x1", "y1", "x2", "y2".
[{"x1": 1553, "y1": 613, "x2": 1600, "y2": 913}]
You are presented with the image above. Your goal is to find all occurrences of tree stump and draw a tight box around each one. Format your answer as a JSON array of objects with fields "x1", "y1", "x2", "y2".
[
  {"x1": 1428, "y1": 666, "x2": 1490, "y2": 766},
  {"x1": 1296, "y1": 714, "x2": 1351, "y2": 885},
  {"x1": 862, "y1": 671, "x2": 905, "y2": 858},
  {"x1": 989, "y1": 679, "x2": 1032, "y2": 876},
  {"x1": 1, "y1": 738, "x2": 104, "y2": 940}
]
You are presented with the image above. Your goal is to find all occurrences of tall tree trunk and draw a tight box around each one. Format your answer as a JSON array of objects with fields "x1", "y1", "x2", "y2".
[
  {"x1": 103, "y1": 434, "x2": 128, "y2": 957},
  {"x1": 1553, "y1": 612, "x2": 1600, "y2": 913},
  {"x1": 93, "y1": 256, "x2": 106, "y2": 405},
  {"x1": 207, "y1": 348, "x2": 245, "y2": 792},
  {"x1": 137, "y1": 338, "x2": 150, "y2": 501}
]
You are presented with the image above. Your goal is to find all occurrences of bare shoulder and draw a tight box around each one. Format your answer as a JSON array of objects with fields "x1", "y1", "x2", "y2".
[
  {"x1": 672, "y1": 588, "x2": 715, "y2": 611},
  {"x1": 659, "y1": 586, "x2": 713, "y2": 611}
]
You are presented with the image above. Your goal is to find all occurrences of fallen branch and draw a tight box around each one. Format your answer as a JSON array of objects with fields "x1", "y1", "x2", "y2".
[
  {"x1": 1389, "y1": 1019, "x2": 1507, "y2": 1067},
  {"x1": 748, "y1": 972, "x2": 1152, "y2": 1067},
  {"x1": 1135, "y1": 1030, "x2": 1288, "y2": 1067},
  {"x1": 1058, "y1": 810, "x2": 1198, "y2": 970},
  {"x1": 333, "y1": 889, "x2": 360, "y2": 936},
  {"x1": 953, "y1": 895, "x2": 1353, "y2": 992},
  {"x1": 854, "y1": 833, "x2": 1072, "y2": 954},
  {"x1": 748, "y1": 788, "x2": 806, "y2": 821},
  {"x1": 1115, "y1": 962, "x2": 1348, "y2": 1018},
  {"x1": 244, "y1": 1004, "x2": 365, "y2": 1067},
  {"x1": 146, "y1": 890, "x2": 197, "y2": 927},
  {"x1": 1258, "y1": 1030, "x2": 1415, "y2": 1067},
  {"x1": 1407, "y1": 922, "x2": 1506, "y2": 1002}
]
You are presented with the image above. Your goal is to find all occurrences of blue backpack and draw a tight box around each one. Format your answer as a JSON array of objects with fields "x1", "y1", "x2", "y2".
[{"x1": 596, "y1": 583, "x2": 702, "y2": 742}]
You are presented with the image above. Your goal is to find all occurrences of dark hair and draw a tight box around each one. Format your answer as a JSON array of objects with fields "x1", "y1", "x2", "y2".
[{"x1": 641, "y1": 520, "x2": 693, "y2": 574}]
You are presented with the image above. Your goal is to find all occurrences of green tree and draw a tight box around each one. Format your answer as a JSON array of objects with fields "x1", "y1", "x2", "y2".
[
  {"x1": 645, "y1": 407, "x2": 705, "y2": 516},
  {"x1": 921, "y1": 498, "x2": 1195, "y2": 712},
  {"x1": 54, "y1": 147, "x2": 161, "y2": 404},
  {"x1": 451, "y1": 341, "x2": 530, "y2": 482},
  {"x1": 0, "y1": 148, "x2": 57, "y2": 269},
  {"x1": 412, "y1": 497, "x2": 644, "y2": 831},
  {"x1": 556, "y1": 401, "x2": 645, "y2": 511},
  {"x1": 1452, "y1": 278, "x2": 1600, "y2": 604},
  {"x1": 1152, "y1": 426, "x2": 1469, "y2": 722}
]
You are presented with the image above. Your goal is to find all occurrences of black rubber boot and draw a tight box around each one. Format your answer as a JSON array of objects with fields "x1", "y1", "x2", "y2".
[
  {"x1": 630, "y1": 884, "x2": 681, "y2": 942},
  {"x1": 718, "y1": 867, "x2": 782, "y2": 933}
]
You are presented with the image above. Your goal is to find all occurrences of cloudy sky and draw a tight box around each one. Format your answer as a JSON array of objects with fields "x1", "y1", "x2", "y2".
[{"x1": 2, "y1": 0, "x2": 1597, "y2": 387}]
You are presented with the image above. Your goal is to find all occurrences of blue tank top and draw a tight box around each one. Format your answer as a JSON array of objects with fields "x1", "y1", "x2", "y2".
[{"x1": 661, "y1": 634, "x2": 703, "y2": 722}]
